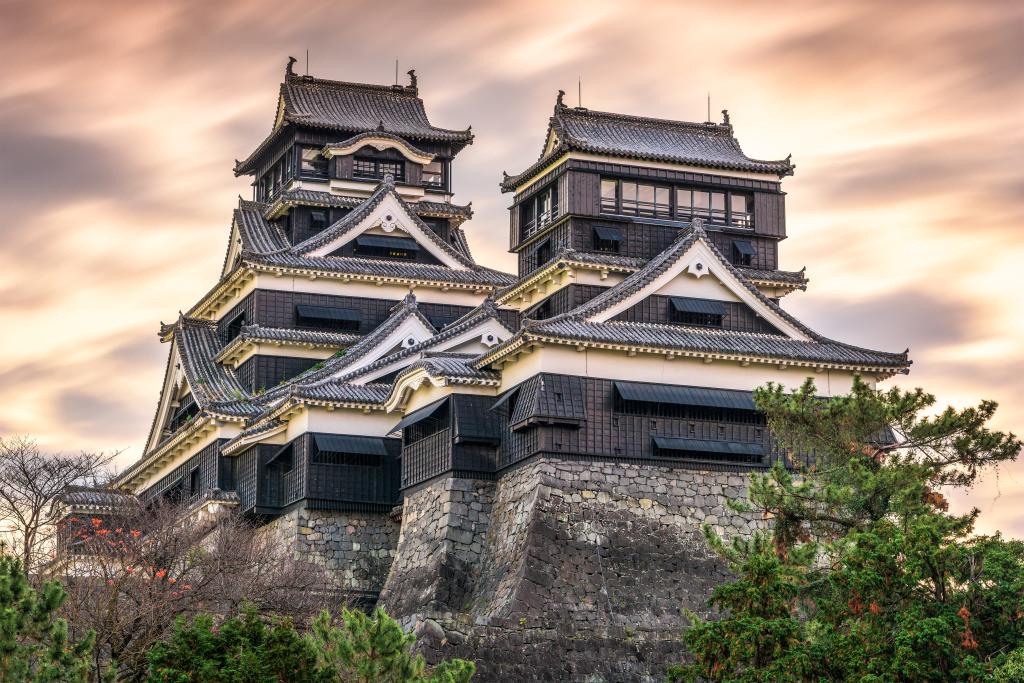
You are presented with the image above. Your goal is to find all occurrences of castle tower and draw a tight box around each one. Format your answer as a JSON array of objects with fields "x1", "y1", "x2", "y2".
[{"x1": 105, "y1": 65, "x2": 910, "y2": 680}]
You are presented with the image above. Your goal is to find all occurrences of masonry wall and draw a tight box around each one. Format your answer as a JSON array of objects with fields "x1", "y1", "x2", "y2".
[
  {"x1": 378, "y1": 457, "x2": 763, "y2": 682},
  {"x1": 261, "y1": 506, "x2": 400, "y2": 597}
]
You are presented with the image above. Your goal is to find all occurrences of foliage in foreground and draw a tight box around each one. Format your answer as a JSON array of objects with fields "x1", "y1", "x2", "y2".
[
  {"x1": 0, "y1": 555, "x2": 95, "y2": 682},
  {"x1": 146, "y1": 605, "x2": 474, "y2": 683},
  {"x1": 669, "y1": 377, "x2": 1024, "y2": 682}
]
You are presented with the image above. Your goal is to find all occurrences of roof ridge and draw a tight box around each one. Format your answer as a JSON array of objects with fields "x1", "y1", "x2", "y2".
[{"x1": 558, "y1": 105, "x2": 734, "y2": 137}]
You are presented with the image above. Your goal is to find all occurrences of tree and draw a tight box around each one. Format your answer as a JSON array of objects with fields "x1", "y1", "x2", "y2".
[
  {"x1": 144, "y1": 606, "x2": 475, "y2": 683},
  {"x1": 145, "y1": 606, "x2": 331, "y2": 683},
  {"x1": 58, "y1": 500, "x2": 332, "y2": 681},
  {"x1": 669, "y1": 378, "x2": 1023, "y2": 682},
  {"x1": 0, "y1": 554, "x2": 95, "y2": 681},
  {"x1": 308, "y1": 608, "x2": 475, "y2": 683},
  {"x1": 0, "y1": 436, "x2": 114, "y2": 571}
]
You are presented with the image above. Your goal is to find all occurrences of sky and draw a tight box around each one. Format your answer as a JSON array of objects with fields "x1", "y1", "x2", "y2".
[{"x1": 0, "y1": 0, "x2": 1021, "y2": 533}]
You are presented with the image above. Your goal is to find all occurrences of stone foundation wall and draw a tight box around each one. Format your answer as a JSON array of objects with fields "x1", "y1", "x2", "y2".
[
  {"x1": 379, "y1": 458, "x2": 763, "y2": 682},
  {"x1": 262, "y1": 506, "x2": 399, "y2": 595},
  {"x1": 378, "y1": 478, "x2": 495, "y2": 615}
]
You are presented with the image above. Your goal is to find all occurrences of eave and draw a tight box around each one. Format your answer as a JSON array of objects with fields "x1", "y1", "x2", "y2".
[
  {"x1": 243, "y1": 258, "x2": 500, "y2": 294},
  {"x1": 475, "y1": 332, "x2": 910, "y2": 381}
]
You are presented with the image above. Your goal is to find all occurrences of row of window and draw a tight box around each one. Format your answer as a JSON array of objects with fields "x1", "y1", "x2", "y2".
[
  {"x1": 254, "y1": 147, "x2": 448, "y2": 201},
  {"x1": 519, "y1": 183, "x2": 559, "y2": 236},
  {"x1": 600, "y1": 178, "x2": 754, "y2": 227}
]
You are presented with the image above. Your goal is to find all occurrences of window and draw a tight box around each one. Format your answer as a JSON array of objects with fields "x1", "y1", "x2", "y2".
[
  {"x1": 518, "y1": 183, "x2": 559, "y2": 238},
  {"x1": 422, "y1": 160, "x2": 443, "y2": 187},
  {"x1": 225, "y1": 311, "x2": 246, "y2": 342},
  {"x1": 353, "y1": 157, "x2": 405, "y2": 181},
  {"x1": 593, "y1": 226, "x2": 623, "y2": 253},
  {"x1": 732, "y1": 240, "x2": 756, "y2": 267},
  {"x1": 600, "y1": 179, "x2": 618, "y2": 212},
  {"x1": 310, "y1": 210, "x2": 328, "y2": 233},
  {"x1": 351, "y1": 235, "x2": 419, "y2": 260},
  {"x1": 189, "y1": 467, "x2": 201, "y2": 496},
  {"x1": 730, "y1": 193, "x2": 754, "y2": 228},
  {"x1": 619, "y1": 181, "x2": 670, "y2": 218},
  {"x1": 670, "y1": 297, "x2": 726, "y2": 328},
  {"x1": 535, "y1": 239, "x2": 551, "y2": 265},
  {"x1": 678, "y1": 188, "x2": 752, "y2": 226},
  {"x1": 299, "y1": 147, "x2": 328, "y2": 177}
]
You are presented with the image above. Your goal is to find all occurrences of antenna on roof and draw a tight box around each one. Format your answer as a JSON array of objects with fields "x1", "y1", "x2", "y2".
[
  {"x1": 305, "y1": 49, "x2": 309, "y2": 76},
  {"x1": 707, "y1": 92, "x2": 711, "y2": 123},
  {"x1": 578, "y1": 76, "x2": 582, "y2": 107},
  {"x1": 395, "y1": 59, "x2": 399, "y2": 85}
]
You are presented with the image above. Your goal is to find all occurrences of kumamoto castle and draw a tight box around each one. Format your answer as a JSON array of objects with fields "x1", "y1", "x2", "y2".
[{"x1": 64, "y1": 61, "x2": 912, "y2": 680}]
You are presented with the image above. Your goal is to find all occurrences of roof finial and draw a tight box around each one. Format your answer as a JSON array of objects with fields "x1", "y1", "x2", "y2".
[
  {"x1": 721, "y1": 109, "x2": 730, "y2": 126},
  {"x1": 407, "y1": 69, "x2": 417, "y2": 91},
  {"x1": 403, "y1": 290, "x2": 418, "y2": 306},
  {"x1": 377, "y1": 120, "x2": 386, "y2": 132},
  {"x1": 286, "y1": 56, "x2": 297, "y2": 77},
  {"x1": 556, "y1": 89, "x2": 566, "y2": 110},
  {"x1": 690, "y1": 216, "x2": 706, "y2": 235}
]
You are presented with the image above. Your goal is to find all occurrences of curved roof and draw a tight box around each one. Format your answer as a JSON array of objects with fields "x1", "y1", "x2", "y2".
[{"x1": 502, "y1": 97, "x2": 794, "y2": 191}]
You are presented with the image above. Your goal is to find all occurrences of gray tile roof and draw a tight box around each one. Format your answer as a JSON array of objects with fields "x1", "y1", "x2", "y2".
[
  {"x1": 235, "y1": 201, "x2": 289, "y2": 253},
  {"x1": 482, "y1": 219, "x2": 909, "y2": 372},
  {"x1": 173, "y1": 317, "x2": 258, "y2": 417},
  {"x1": 502, "y1": 96, "x2": 794, "y2": 191},
  {"x1": 263, "y1": 189, "x2": 473, "y2": 222},
  {"x1": 258, "y1": 293, "x2": 436, "y2": 399},
  {"x1": 60, "y1": 486, "x2": 138, "y2": 511},
  {"x1": 333, "y1": 298, "x2": 510, "y2": 384},
  {"x1": 236, "y1": 71, "x2": 472, "y2": 175},
  {"x1": 215, "y1": 324, "x2": 361, "y2": 363},
  {"x1": 395, "y1": 351, "x2": 500, "y2": 384},
  {"x1": 292, "y1": 381, "x2": 393, "y2": 404},
  {"x1": 526, "y1": 319, "x2": 909, "y2": 368},
  {"x1": 243, "y1": 250, "x2": 515, "y2": 287},
  {"x1": 289, "y1": 178, "x2": 478, "y2": 270}
]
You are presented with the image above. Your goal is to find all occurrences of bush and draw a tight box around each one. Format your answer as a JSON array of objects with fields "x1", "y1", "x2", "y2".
[{"x1": 145, "y1": 605, "x2": 475, "y2": 682}]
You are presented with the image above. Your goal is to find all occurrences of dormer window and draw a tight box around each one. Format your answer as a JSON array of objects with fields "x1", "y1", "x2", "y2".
[
  {"x1": 422, "y1": 160, "x2": 443, "y2": 187},
  {"x1": 354, "y1": 157, "x2": 404, "y2": 181},
  {"x1": 299, "y1": 146, "x2": 328, "y2": 178}
]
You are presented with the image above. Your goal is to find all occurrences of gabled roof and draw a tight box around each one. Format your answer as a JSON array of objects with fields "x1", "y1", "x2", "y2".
[
  {"x1": 501, "y1": 94, "x2": 794, "y2": 191},
  {"x1": 236, "y1": 66, "x2": 473, "y2": 175},
  {"x1": 170, "y1": 317, "x2": 256, "y2": 417},
  {"x1": 332, "y1": 298, "x2": 512, "y2": 385},
  {"x1": 478, "y1": 219, "x2": 910, "y2": 374},
  {"x1": 288, "y1": 177, "x2": 477, "y2": 269},
  {"x1": 258, "y1": 293, "x2": 437, "y2": 399},
  {"x1": 214, "y1": 324, "x2": 361, "y2": 365},
  {"x1": 263, "y1": 189, "x2": 472, "y2": 222}
]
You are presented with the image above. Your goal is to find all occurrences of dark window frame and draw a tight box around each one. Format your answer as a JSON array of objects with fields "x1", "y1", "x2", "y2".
[
  {"x1": 519, "y1": 182, "x2": 559, "y2": 239},
  {"x1": 353, "y1": 156, "x2": 405, "y2": 181},
  {"x1": 599, "y1": 177, "x2": 755, "y2": 228},
  {"x1": 299, "y1": 146, "x2": 328, "y2": 178}
]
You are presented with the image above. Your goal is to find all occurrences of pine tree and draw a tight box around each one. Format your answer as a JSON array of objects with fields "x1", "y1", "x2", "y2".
[
  {"x1": 308, "y1": 608, "x2": 475, "y2": 683},
  {"x1": 669, "y1": 377, "x2": 1023, "y2": 682},
  {"x1": 0, "y1": 554, "x2": 95, "y2": 682}
]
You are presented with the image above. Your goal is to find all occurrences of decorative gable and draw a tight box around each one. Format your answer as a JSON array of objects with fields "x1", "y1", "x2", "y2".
[{"x1": 583, "y1": 235, "x2": 811, "y2": 341}]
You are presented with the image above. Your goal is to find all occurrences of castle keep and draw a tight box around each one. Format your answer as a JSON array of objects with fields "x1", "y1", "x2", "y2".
[{"x1": 98, "y1": 62, "x2": 910, "y2": 679}]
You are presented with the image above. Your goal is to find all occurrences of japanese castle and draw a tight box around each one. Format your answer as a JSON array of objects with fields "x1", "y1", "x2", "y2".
[{"x1": 96, "y1": 60, "x2": 910, "y2": 678}]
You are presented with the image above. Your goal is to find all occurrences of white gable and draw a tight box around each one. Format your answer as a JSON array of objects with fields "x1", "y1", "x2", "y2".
[
  {"x1": 145, "y1": 341, "x2": 192, "y2": 453},
  {"x1": 586, "y1": 239, "x2": 811, "y2": 341},
  {"x1": 328, "y1": 314, "x2": 436, "y2": 380},
  {"x1": 353, "y1": 316, "x2": 513, "y2": 385},
  {"x1": 222, "y1": 222, "x2": 244, "y2": 277},
  {"x1": 305, "y1": 193, "x2": 468, "y2": 270}
]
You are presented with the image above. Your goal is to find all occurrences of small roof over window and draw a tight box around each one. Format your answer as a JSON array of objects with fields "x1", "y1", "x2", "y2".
[
  {"x1": 295, "y1": 304, "x2": 361, "y2": 321},
  {"x1": 355, "y1": 235, "x2": 420, "y2": 251},
  {"x1": 670, "y1": 297, "x2": 727, "y2": 316},
  {"x1": 732, "y1": 240, "x2": 757, "y2": 256},
  {"x1": 593, "y1": 226, "x2": 624, "y2": 242},
  {"x1": 614, "y1": 381, "x2": 755, "y2": 410},
  {"x1": 391, "y1": 397, "x2": 448, "y2": 433},
  {"x1": 313, "y1": 434, "x2": 390, "y2": 456}
]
